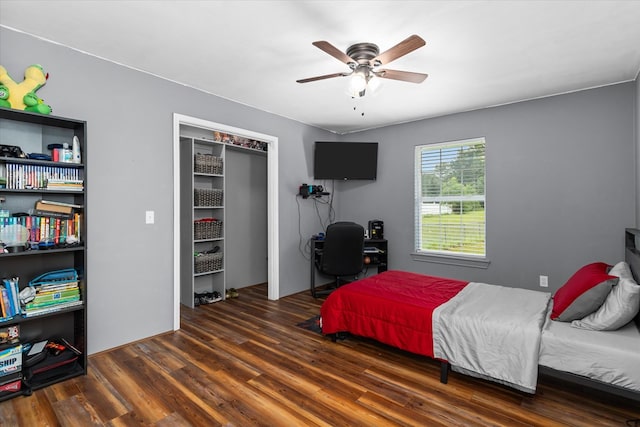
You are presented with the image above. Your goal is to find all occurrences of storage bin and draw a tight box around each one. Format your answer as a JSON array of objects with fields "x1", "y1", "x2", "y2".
[
  {"x1": 194, "y1": 219, "x2": 223, "y2": 240},
  {"x1": 194, "y1": 153, "x2": 223, "y2": 175},
  {"x1": 194, "y1": 188, "x2": 223, "y2": 207},
  {"x1": 194, "y1": 252, "x2": 223, "y2": 274}
]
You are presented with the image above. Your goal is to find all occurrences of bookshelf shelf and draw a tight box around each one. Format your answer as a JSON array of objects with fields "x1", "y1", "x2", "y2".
[
  {"x1": 0, "y1": 108, "x2": 87, "y2": 402},
  {"x1": 180, "y1": 133, "x2": 227, "y2": 307},
  {"x1": 0, "y1": 188, "x2": 84, "y2": 194},
  {"x1": 194, "y1": 269, "x2": 225, "y2": 277},
  {"x1": 0, "y1": 302, "x2": 84, "y2": 325},
  {"x1": 0, "y1": 245, "x2": 84, "y2": 258}
]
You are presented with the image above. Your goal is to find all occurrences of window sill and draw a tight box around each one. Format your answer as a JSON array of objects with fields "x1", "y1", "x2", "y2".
[{"x1": 411, "y1": 252, "x2": 491, "y2": 269}]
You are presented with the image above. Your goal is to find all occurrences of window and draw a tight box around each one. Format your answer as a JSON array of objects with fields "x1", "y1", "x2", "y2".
[{"x1": 414, "y1": 138, "x2": 486, "y2": 258}]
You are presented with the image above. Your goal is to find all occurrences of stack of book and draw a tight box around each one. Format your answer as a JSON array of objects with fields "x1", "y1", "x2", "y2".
[
  {"x1": 0, "y1": 279, "x2": 20, "y2": 322},
  {"x1": 46, "y1": 179, "x2": 84, "y2": 191},
  {"x1": 23, "y1": 281, "x2": 81, "y2": 317}
]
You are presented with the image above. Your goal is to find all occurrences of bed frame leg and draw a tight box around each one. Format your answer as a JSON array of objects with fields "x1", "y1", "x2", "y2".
[
  {"x1": 440, "y1": 361, "x2": 449, "y2": 384},
  {"x1": 330, "y1": 334, "x2": 337, "y2": 342}
]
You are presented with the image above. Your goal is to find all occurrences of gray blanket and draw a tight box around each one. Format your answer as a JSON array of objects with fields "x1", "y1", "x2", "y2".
[{"x1": 432, "y1": 282, "x2": 551, "y2": 393}]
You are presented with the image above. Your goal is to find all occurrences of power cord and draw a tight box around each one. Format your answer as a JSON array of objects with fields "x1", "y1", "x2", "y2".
[{"x1": 295, "y1": 194, "x2": 311, "y2": 261}]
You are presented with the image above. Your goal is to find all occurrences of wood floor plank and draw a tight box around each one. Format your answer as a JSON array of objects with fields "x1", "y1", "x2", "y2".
[{"x1": 0, "y1": 283, "x2": 638, "y2": 426}]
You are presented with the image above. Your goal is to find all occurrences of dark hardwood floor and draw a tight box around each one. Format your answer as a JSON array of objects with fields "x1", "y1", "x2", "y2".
[{"x1": 0, "y1": 283, "x2": 638, "y2": 426}]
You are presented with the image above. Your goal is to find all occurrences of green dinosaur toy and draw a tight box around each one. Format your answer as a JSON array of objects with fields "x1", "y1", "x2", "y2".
[{"x1": 0, "y1": 64, "x2": 52, "y2": 114}]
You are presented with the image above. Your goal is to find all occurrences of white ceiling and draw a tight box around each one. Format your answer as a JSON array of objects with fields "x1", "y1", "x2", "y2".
[{"x1": 1, "y1": 1, "x2": 640, "y2": 134}]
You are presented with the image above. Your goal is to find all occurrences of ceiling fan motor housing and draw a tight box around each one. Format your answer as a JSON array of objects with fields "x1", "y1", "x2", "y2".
[{"x1": 346, "y1": 43, "x2": 380, "y2": 66}]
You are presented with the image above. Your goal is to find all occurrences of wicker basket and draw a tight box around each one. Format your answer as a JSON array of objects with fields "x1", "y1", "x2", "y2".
[
  {"x1": 194, "y1": 252, "x2": 223, "y2": 274},
  {"x1": 194, "y1": 153, "x2": 223, "y2": 175},
  {"x1": 194, "y1": 219, "x2": 223, "y2": 240},
  {"x1": 194, "y1": 188, "x2": 223, "y2": 207}
]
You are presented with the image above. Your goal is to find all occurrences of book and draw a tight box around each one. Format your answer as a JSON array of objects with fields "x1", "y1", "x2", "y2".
[
  {"x1": 1, "y1": 280, "x2": 17, "y2": 317},
  {"x1": 2, "y1": 285, "x2": 14, "y2": 317},
  {"x1": 34, "y1": 199, "x2": 74, "y2": 216},
  {"x1": 38, "y1": 281, "x2": 79, "y2": 293},
  {"x1": 34, "y1": 200, "x2": 75, "y2": 218},
  {"x1": 22, "y1": 300, "x2": 83, "y2": 318},
  {"x1": 46, "y1": 179, "x2": 83, "y2": 191},
  {"x1": 8, "y1": 279, "x2": 20, "y2": 316},
  {"x1": 34, "y1": 209, "x2": 72, "y2": 220},
  {"x1": 31, "y1": 287, "x2": 79, "y2": 300},
  {"x1": 0, "y1": 288, "x2": 7, "y2": 318},
  {"x1": 25, "y1": 294, "x2": 80, "y2": 310},
  {"x1": 38, "y1": 199, "x2": 83, "y2": 209}
]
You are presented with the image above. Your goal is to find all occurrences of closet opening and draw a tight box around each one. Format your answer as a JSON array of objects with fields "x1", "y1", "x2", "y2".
[{"x1": 172, "y1": 114, "x2": 279, "y2": 330}]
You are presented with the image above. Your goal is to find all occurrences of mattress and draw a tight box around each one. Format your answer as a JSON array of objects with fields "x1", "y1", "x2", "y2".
[
  {"x1": 539, "y1": 316, "x2": 640, "y2": 392},
  {"x1": 433, "y1": 282, "x2": 551, "y2": 393},
  {"x1": 320, "y1": 270, "x2": 468, "y2": 357}
]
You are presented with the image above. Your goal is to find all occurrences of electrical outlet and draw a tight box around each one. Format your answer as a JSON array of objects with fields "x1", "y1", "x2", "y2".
[
  {"x1": 539, "y1": 275, "x2": 548, "y2": 288},
  {"x1": 145, "y1": 210, "x2": 155, "y2": 224}
]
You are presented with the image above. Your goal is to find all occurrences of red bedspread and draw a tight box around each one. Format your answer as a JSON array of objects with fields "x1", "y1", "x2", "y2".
[{"x1": 320, "y1": 270, "x2": 468, "y2": 357}]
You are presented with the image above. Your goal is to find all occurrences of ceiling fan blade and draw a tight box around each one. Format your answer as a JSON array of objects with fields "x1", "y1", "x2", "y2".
[
  {"x1": 375, "y1": 69, "x2": 428, "y2": 83},
  {"x1": 296, "y1": 72, "x2": 351, "y2": 84},
  {"x1": 371, "y1": 35, "x2": 426, "y2": 66},
  {"x1": 312, "y1": 41, "x2": 357, "y2": 65}
]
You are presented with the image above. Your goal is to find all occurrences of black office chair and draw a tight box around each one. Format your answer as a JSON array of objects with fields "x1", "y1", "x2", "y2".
[{"x1": 313, "y1": 221, "x2": 365, "y2": 297}]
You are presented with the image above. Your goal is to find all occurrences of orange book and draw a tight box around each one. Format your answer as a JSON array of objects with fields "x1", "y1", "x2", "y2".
[
  {"x1": 39, "y1": 217, "x2": 46, "y2": 243},
  {"x1": 0, "y1": 288, "x2": 7, "y2": 318}
]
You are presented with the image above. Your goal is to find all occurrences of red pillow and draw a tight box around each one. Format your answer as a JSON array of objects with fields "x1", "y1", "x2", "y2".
[{"x1": 551, "y1": 262, "x2": 618, "y2": 321}]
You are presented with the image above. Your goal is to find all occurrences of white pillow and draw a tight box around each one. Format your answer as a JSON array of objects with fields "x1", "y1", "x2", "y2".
[
  {"x1": 571, "y1": 273, "x2": 640, "y2": 331},
  {"x1": 608, "y1": 261, "x2": 633, "y2": 280}
]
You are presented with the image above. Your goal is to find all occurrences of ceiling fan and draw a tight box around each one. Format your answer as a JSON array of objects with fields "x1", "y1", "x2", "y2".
[{"x1": 296, "y1": 35, "x2": 428, "y2": 98}]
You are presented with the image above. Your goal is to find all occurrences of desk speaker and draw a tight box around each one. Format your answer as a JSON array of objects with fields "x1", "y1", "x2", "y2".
[{"x1": 368, "y1": 220, "x2": 384, "y2": 240}]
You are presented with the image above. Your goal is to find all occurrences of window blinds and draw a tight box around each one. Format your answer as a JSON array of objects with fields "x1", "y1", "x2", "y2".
[{"x1": 414, "y1": 138, "x2": 486, "y2": 256}]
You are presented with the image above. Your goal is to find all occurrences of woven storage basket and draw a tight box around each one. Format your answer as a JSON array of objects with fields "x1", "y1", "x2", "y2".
[
  {"x1": 194, "y1": 154, "x2": 223, "y2": 175},
  {"x1": 194, "y1": 252, "x2": 223, "y2": 274},
  {"x1": 194, "y1": 188, "x2": 223, "y2": 207},
  {"x1": 194, "y1": 219, "x2": 223, "y2": 240}
]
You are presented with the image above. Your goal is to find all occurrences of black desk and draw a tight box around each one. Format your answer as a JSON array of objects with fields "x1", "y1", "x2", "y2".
[{"x1": 310, "y1": 238, "x2": 388, "y2": 297}]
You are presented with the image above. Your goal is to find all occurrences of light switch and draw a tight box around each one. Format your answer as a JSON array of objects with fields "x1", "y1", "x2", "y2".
[{"x1": 145, "y1": 210, "x2": 155, "y2": 224}]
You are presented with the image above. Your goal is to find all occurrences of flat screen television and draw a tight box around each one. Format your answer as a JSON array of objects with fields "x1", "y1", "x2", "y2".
[{"x1": 314, "y1": 141, "x2": 378, "y2": 180}]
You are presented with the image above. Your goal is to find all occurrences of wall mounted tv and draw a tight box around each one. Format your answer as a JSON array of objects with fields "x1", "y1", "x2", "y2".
[{"x1": 314, "y1": 141, "x2": 378, "y2": 180}]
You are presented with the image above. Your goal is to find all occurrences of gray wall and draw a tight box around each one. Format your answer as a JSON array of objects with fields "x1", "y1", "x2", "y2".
[
  {"x1": 0, "y1": 28, "x2": 334, "y2": 354},
  {"x1": 636, "y1": 76, "x2": 640, "y2": 227},
  {"x1": 2, "y1": 27, "x2": 637, "y2": 354},
  {"x1": 337, "y1": 83, "x2": 636, "y2": 292},
  {"x1": 225, "y1": 149, "x2": 268, "y2": 289}
]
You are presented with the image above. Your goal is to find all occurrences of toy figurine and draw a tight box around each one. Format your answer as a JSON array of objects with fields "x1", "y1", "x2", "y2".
[{"x1": 0, "y1": 64, "x2": 52, "y2": 114}]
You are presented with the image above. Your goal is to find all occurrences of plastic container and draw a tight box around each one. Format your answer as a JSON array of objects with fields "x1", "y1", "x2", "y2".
[
  {"x1": 72, "y1": 136, "x2": 81, "y2": 164},
  {"x1": 62, "y1": 143, "x2": 73, "y2": 163}
]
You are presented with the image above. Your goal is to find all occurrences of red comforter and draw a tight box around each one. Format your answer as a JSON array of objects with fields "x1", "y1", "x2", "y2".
[{"x1": 320, "y1": 270, "x2": 468, "y2": 357}]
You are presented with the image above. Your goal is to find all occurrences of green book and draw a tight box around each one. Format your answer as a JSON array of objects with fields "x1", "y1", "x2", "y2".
[{"x1": 26, "y1": 294, "x2": 80, "y2": 310}]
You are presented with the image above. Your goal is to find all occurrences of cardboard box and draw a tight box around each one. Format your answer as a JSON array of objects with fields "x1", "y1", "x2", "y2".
[
  {"x1": 0, "y1": 371, "x2": 21, "y2": 395},
  {"x1": 0, "y1": 345, "x2": 22, "y2": 377}
]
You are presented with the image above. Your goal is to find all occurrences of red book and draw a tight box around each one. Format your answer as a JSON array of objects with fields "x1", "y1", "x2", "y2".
[{"x1": 54, "y1": 218, "x2": 61, "y2": 244}]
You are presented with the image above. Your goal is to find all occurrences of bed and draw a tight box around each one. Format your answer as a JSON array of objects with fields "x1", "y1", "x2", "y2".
[{"x1": 320, "y1": 229, "x2": 640, "y2": 399}]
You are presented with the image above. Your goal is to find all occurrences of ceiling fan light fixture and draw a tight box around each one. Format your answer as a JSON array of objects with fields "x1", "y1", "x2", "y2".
[
  {"x1": 348, "y1": 72, "x2": 368, "y2": 97},
  {"x1": 367, "y1": 74, "x2": 381, "y2": 94}
]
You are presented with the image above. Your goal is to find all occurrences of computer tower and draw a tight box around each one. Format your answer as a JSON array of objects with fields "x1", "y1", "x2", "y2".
[{"x1": 368, "y1": 220, "x2": 384, "y2": 240}]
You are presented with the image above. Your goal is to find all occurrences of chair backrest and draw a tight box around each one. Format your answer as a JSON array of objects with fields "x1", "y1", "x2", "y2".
[{"x1": 321, "y1": 221, "x2": 365, "y2": 276}]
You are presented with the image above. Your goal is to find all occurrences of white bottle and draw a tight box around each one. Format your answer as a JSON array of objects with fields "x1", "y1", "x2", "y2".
[{"x1": 72, "y1": 136, "x2": 81, "y2": 164}]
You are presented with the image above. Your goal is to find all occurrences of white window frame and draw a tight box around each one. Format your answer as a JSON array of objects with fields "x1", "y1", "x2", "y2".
[{"x1": 412, "y1": 137, "x2": 489, "y2": 268}]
